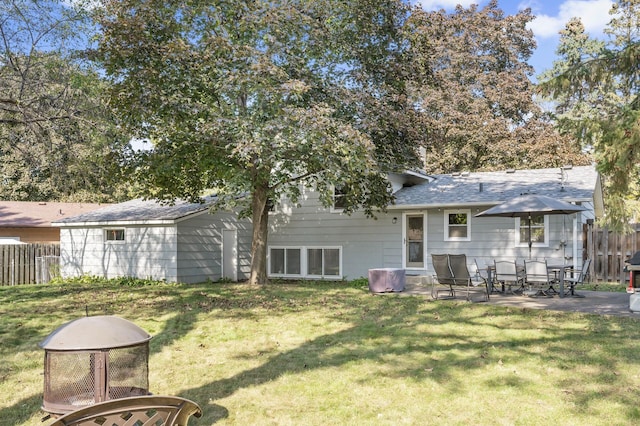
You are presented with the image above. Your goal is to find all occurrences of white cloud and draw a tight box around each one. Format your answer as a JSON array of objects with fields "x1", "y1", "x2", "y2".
[{"x1": 527, "y1": 0, "x2": 614, "y2": 39}]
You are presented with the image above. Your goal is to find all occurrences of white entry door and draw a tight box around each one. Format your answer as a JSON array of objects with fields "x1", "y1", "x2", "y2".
[
  {"x1": 222, "y1": 229, "x2": 238, "y2": 281},
  {"x1": 405, "y1": 214, "x2": 425, "y2": 269}
]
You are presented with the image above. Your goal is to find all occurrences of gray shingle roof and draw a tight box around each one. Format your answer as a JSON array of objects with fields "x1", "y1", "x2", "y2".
[
  {"x1": 54, "y1": 167, "x2": 598, "y2": 224},
  {"x1": 393, "y1": 165, "x2": 598, "y2": 207},
  {"x1": 53, "y1": 196, "x2": 215, "y2": 225}
]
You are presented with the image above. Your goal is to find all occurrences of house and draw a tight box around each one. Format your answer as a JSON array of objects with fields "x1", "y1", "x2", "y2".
[
  {"x1": 266, "y1": 165, "x2": 601, "y2": 280},
  {"x1": 0, "y1": 201, "x2": 108, "y2": 243},
  {"x1": 53, "y1": 197, "x2": 252, "y2": 284},
  {"x1": 54, "y1": 165, "x2": 601, "y2": 283}
]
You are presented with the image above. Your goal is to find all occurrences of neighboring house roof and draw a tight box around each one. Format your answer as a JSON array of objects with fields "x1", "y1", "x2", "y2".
[
  {"x1": 53, "y1": 197, "x2": 215, "y2": 226},
  {"x1": 393, "y1": 165, "x2": 601, "y2": 210},
  {"x1": 0, "y1": 201, "x2": 109, "y2": 228}
]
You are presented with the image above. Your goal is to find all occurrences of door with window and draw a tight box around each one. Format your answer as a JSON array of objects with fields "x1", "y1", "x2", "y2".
[{"x1": 405, "y1": 214, "x2": 425, "y2": 268}]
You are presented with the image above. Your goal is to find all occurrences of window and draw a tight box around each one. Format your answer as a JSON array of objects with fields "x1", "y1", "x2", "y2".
[
  {"x1": 269, "y1": 246, "x2": 341, "y2": 278},
  {"x1": 332, "y1": 186, "x2": 347, "y2": 211},
  {"x1": 444, "y1": 210, "x2": 470, "y2": 241},
  {"x1": 516, "y1": 215, "x2": 548, "y2": 246},
  {"x1": 307, "y1": 248, "x2": 340, "y2": 277},
  {"x1": 269, "y1": 248, "x2": 301, "y2": 275},
  {"x1": 105, "y1": 229, "x2": 125, "y2": 242}
]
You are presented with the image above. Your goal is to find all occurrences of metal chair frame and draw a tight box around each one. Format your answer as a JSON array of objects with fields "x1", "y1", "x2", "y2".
[
  {"x1": 47, "y1": 395, "x2": 202, "y2": 426},
  {"x1": 494, "y1": 260, "x2": 525, "y2": 294},
  {"x1": 563, "y1": 259, "x2": 591, "y2": 297},
  {"x1": 432, "y1": 254, "x2": 489, "y2": 302},
  {"x1": 524, "y1": 259, "x2": 556, "y2": 297}
]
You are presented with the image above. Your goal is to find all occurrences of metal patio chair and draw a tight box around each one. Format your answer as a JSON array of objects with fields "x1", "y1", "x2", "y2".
[
  {"x1": 431, "y1": 254, "x2": 488, "y2": 301},
  {"x1": 563, "y1": 258, "x2": 591, "y2": 297},
  {"x1": 448, "y1": 254, "x2": 489, "y2": 302},
  {"x1": 475, "y1": 259, "x2": 498, "y2": 294},
  {"x1": 431, "y1": 254, "x2": 455, "y2": 300},
  {"x1": 524, "y1": 259, "x2": 556, "y2": 297},
  {"x1": 494, "y1": 260, "x2": 525, "y2": 294},
  {"x1": 47, "y1": 395, "x2": 202, "y2": 426}
]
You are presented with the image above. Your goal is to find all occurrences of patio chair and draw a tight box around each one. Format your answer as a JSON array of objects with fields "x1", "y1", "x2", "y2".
[
  {"x1": 563, "y1": 258, "x2": 591, "y2": 297},
  {"x1": 47, "y1": 395, "x2": 202, "y2": 426},
  {"x1": 431, "y1": 254, "x2": 489, "y2": 302},
  {"x1": 473, "y1": 259, "x2": 495, "y2": 294},
  {"x1": 524, "y1": 259, "x2": 556, "y2": 297},
  {"x1": 494, "y1": 260, "x2": 525, "y2": 294},
  {"x1": 431, "y1": 254, "x2": 455, "y2": 300},
  {"x1": 448, "y1": 254, "x2": 489, "y2": 302}
]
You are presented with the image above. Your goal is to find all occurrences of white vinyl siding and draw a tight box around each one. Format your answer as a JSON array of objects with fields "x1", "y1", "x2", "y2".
[
  {"x1": 60, "y1": 225, "x2": 178, "y2": 282},
  {"x1": 58, "y1": 210, "x2": 252, "y2": 284},
  {"x1": 268, "y1": 187, "x2": 401, "y2": 279}
]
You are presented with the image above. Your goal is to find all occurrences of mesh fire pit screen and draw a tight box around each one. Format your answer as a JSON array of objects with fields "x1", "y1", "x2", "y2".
[{"x1": 40, "y1": 315, "x2": 152, "y2": 416}]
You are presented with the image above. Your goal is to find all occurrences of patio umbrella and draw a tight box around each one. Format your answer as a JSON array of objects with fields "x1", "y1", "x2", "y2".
[{"x1": 475, "y1": 194, "x2": 587, "y2": 258}]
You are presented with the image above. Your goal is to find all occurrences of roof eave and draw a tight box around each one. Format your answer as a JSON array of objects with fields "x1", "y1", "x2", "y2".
[
  {"x1": 52, "y1": 219, "x2": 178, "y2": 227},
  {"x1": 389, "y1": 197, "x2": 595, "y2": 210}
]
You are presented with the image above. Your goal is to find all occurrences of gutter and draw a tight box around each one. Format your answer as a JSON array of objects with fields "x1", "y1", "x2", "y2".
[{"x1": 387, "y1": 198, "x2": 595, "y2": 211}]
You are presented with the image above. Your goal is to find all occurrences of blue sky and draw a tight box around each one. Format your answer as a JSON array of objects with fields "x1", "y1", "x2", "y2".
[{"x1": 413, "y1": 0, "x2": 615, "y2": 78}]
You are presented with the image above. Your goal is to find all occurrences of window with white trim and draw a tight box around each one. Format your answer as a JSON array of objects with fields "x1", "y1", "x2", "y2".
[
  {"x1": 269, "y1": 248, "x2": 301, "y2": 275},
  {"x1": 444, "y1": 210, "x2": 470, "y2": 241},
  {"x1": 516, "y1": 215, "x2": 548, "y2": 246},
  {"x1": 105, "y1": 228, "x2": 125, "y2": 242},
  {"x1": 307, "y1": 248, "x2": 340, "y2": 276},
  {"x1": 332, "y1": 186, "x2": 347, "y2": 211},
  {"x1": 269, "y1": 246, "x2": 342, "y2": 278}
]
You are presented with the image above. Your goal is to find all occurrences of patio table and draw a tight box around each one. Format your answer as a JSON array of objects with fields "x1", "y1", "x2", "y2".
[{"x1": 546, "y1": 263, "x2": 573, "y2": 298}]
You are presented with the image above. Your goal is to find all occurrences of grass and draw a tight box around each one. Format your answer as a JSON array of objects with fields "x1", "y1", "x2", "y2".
[
  {"x1": 2, "y1": 278, "x2": 640, "y2": 425},
  {"x1": 582, "y1": 281, "x2": 629, "y2": 292}
]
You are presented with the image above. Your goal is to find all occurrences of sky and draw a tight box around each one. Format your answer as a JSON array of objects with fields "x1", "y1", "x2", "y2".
[{"x1": 413, "y1": 0, "x2": 615, "y2": 78}]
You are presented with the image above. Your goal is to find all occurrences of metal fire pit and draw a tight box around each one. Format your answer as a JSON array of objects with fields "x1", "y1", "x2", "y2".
[{"x1": 40, "y1": 315, "x2": 152, "y2": 416}]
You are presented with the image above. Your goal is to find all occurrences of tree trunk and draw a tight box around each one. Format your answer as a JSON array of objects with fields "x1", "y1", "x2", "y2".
[{"x1": 249, "y1": 182, "x2": 269, "y2": 285}]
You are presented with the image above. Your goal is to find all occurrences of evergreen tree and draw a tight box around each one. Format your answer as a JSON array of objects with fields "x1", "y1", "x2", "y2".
[{"x1": 538, "y1": 0, "x2": 640, "y2": 231}]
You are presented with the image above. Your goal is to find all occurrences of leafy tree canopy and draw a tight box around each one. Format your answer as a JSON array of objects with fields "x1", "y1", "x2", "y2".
[
  {"x1": 0, "y1": 0, "x2": 132, "y2": 202},
  {"x1": 95, "y1": 0, "x2": 419, "y2": 283},
  {"x1": 406, "y1": 0, "x2": 590, "y2": 174},
  {"x1": 538, "y1": 0, "x2": 640, "y2": 232}
]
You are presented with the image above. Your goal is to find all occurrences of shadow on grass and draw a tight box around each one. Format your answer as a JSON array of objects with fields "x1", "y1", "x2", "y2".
[
  {"x1": 3, "y1": 282, "x2": 640, "y2": 424},
  {"x1": 176, "y1": 295, "x2": 640, "y2": 424}
]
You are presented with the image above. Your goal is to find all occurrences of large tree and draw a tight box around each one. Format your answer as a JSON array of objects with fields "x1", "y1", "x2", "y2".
[
  {"x1": 537, "y1": 18, "x2": 607, "y2": 149},
  {"x1": 538, "y1": 0, "x2": 640, "y2": 231},
  {"x1": 95, "y1": 0, "x2": 419, "y2": 284},
  {"x1": 0, "y1": 0, "x2": 131, "y2": 202},
  {"x1": 405, "y1": 1, "x2": 589, "y2": 173}
]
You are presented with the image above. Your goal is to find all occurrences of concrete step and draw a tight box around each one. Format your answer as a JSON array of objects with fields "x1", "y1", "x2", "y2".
[{"x1": 405, "y1": 274, "x2": 433, "y2": 285}]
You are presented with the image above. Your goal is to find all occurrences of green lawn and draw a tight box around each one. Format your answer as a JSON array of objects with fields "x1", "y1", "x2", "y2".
[{"x1": 2, "y1": 279, "x2": 640, "y2": 425}]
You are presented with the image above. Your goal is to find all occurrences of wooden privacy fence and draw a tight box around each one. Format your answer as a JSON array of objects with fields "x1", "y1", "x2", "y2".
[
  {"x1": 583, "y1": 223, "x2": 640, "y2": 284},
  {"x1": 0, "y1": 243, "x2": 60, "y2": 285}
]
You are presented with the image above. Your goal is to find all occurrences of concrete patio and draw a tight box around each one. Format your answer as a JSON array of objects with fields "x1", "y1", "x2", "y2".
[{"x1": 395, "y1": 282, "x2": 640, "y2": 318}]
